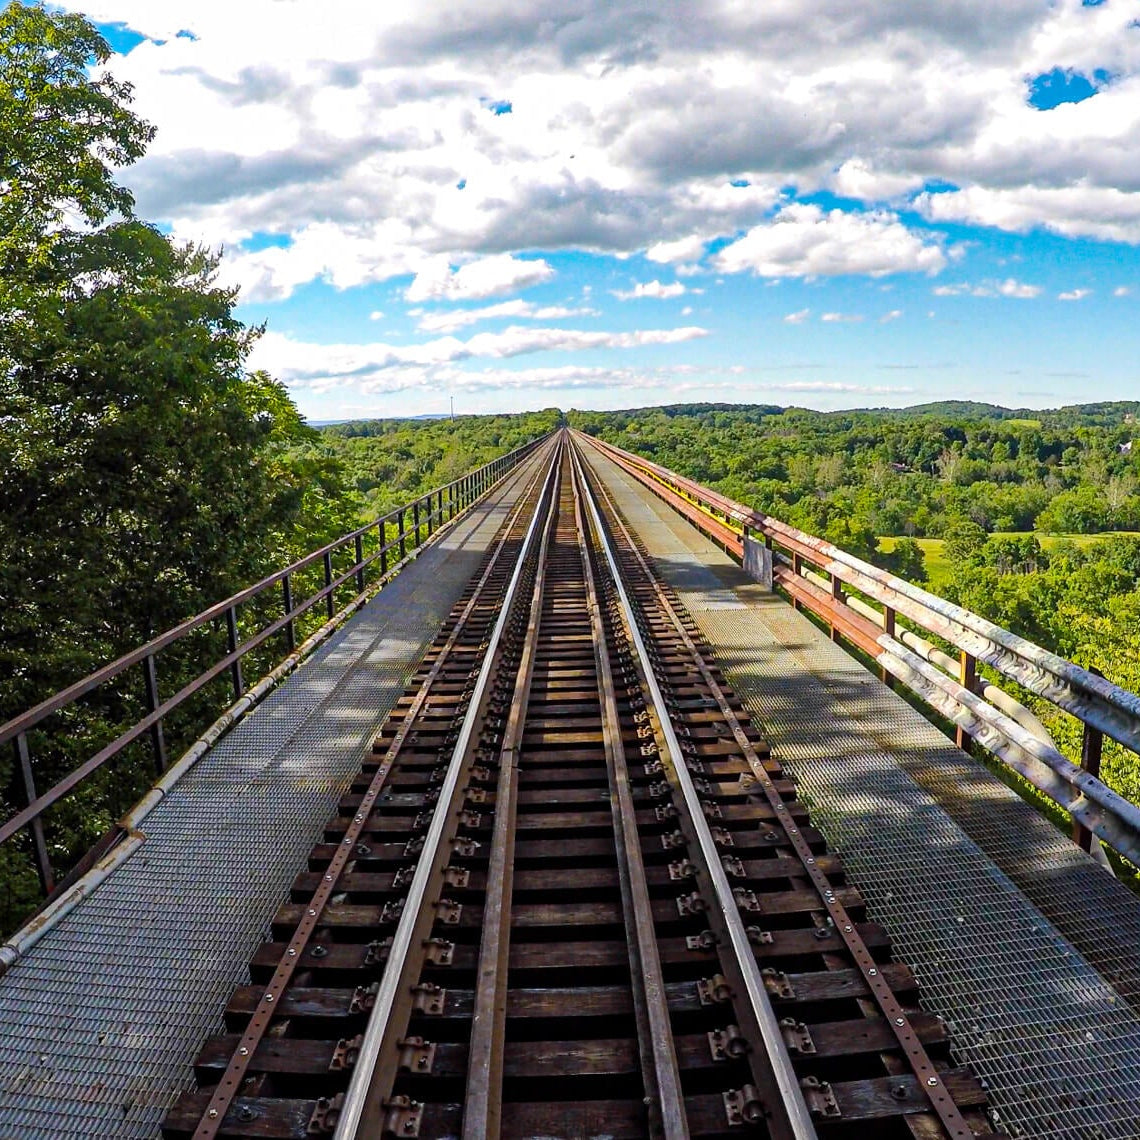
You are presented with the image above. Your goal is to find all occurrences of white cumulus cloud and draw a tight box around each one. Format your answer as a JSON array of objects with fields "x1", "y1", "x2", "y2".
[
  {"x1": 612, "y1": 280, "x2": 687, "y2": 300},
  {"x1": 783, "y1": 308, "x2": 811, "y2": 324},
  {"x1": 714, "y1": 204, "x2": 946, "y2": 279},
  {"x1": 42, "y1": 0, "x2": 1140, "y2": 323},
  {"x1": 996, "y1": 278, "x2": 1041, "y2": 299},
  {"x1": 1057, "y1": 288, "x2": 1091, "y2": 301},
  {"x1": 820, "y1": 312, "x2": 864, "y2": 323},
  {"x1": 405, "y1": 255, "x2": 555, "y2": 302},
  {"x1": 250, "y1": 324, "x2": 709, "y2": 390}
]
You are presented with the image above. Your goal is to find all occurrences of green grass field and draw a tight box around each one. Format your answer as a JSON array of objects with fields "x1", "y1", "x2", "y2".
[{"x1": 878, "y1": 531, "x2": 1140, "y2": 589}]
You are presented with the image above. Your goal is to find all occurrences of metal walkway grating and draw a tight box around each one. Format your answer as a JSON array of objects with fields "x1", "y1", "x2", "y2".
[
  {"x1": 0, "y1": 458, "x2": 543, "y2": 1140},
  {"x1": 585, "y1": 446, "x2": 1140, "y2": 1140}
]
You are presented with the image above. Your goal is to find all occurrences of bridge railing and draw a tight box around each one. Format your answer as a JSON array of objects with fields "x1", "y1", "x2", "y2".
[
  {"x1": 1, "y1": 434, "x2": 549, "y2": 908},
  {"x1": 577, "y1": 429, "x2": 1140, "y2": 867}
]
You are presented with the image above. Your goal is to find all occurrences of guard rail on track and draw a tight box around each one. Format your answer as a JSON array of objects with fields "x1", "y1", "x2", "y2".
[
  {"x1": 1, "y1": 433, "x2": 552, "y2": 905},
  {"x1": 575, "y1": 429, "x2": 1140, "y2": 867}
]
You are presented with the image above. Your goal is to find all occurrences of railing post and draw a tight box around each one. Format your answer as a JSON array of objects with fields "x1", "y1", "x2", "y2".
[
  {"x1": 427, "y1": 494, "x2": 434, "y2": 537},
  {"x1": 448, "y1": 483, "x2": 455, "y2": 521},
  {"x1": 355, "y1": 534, "x2": 365, "y2": 593},
  {"x1": 791, "y1": 552, "x2": 803, "y2": 611},
  {"x1": 323, "y1": 550, "x2": 335, "y2": 620},
  {"x1": 957, "y1": 651, "x2": 976, "y2": 749},
  {"x1": 1074, "y1": 667, "x2": 1105, "y2": 852},
  {"x1": 882, "y1": 606, "x2": 896, "y2": 689},
  {"x1": 399, "y1": 509, "x2": 406, "y2": 560},
  {"x1": 412, "y1": 501, "x2": 420, "y2": 550},
  {"x1": 142, "y1": 653, "x2": 167, "y2": 774},
  {"x1": 379, "y1": 520, "x2": 388, "y2": 576},
  {"x1": 830, "y1": 573, "x2": 843, "y2": 643},
  {"x1": 282, "y1": 573, "x2": 296, "y2": 652},
  {"x1": 225, "y1": 605, "x2": 244, "y2": 699},
  {"x1": 15, "y1": 733, "x2": 54, "y2": 896}
]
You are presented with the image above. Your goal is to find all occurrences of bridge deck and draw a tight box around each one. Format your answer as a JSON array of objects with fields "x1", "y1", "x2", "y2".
[
  {"x1": 583, "y1": 443, "x2": 1140, "y2": 1140},
  {"x1": 6, "y1": 440, "x2": 1140, "y2": 1139},
  {"x1": 0, "y1": 452, "x2": 546, "y2": 1140}
]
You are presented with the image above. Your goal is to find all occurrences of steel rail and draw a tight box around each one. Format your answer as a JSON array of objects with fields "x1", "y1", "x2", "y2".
[
  {"x1": 571, "y1": 440, "x2": 821, "y2": 1140},
  {"x1": 332, "y1": 440, "x2": 562, "y2": 1140},
  {"x1": 569, "y1": 446, "x2": 689, "y2": 1140},
  {"x1": 462, "y1": 440, "x2": 563, "y2": 1139},
  {"x1": 190, "y1": 441, "x2": 559, "y2": 1140},
  {"x1": 585, "y1": 454, "x2": 975, "y2": 1140}
]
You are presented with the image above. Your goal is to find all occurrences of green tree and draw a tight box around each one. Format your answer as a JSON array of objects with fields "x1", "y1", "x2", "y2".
[
  {"x1": 0, "y1": 6, "x2": 358, "y2": 925},
  {"x1": 0, "y1": 4, "x2": 153, "y2": 274},
  {"x1": 942, "y1": 518, "x2": 988, "y2": 564},
  {"x1": 886, "y1": 537, "x2": 928, "y2": 583}
]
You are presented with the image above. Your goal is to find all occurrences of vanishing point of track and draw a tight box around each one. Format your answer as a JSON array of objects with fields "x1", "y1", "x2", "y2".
[{"x1": 164, "y1": 432, "x2": 1000, "y2": 1139}]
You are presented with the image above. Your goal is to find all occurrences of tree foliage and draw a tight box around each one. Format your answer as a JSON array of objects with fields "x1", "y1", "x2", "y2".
[
  {"x1": 0, "y1": 3, "x2": 153, "y2": 273},
  {"x1": 0, "y1": 6, "x2": 358, "y2": 926}
]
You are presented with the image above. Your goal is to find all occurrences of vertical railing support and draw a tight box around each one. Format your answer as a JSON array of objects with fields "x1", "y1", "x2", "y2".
[
  {"x1": 379, "y1": 520, "x2": 388, "y2": 577},
  {"x1": 791, "y1": 552, "x2": 803, "y2": 611},
  {"x1": 830, "y1": 573, "x2": 843, "y2": 643},
  {"x1": 282, "y1": 573, "x2": 296, "y2": 652},
  {"x1": 882, "y1": 606, "x2": 896, "y2": 689},
  {"x1": 398, "y1": 509, "x2": 407, "y2": 560},
  {"x1": 355, "y1": 534, "x2": 365, "y2": 594},
  {"x1": 16, "y1": 733, "x2": 54, "y2": 896},
  {"x1": 957, "y1": 651, "x2": 976, "y2": 750},
  {"x1": 1074, "y1": 667, "x2": 1106, "y2": 853},
  {"x1": 413, "y1": 501, "x2": 421, "y2": 550},
  {"x1": 142, "y1": 653, "x2": 167, "y2": 774},
  {"x1": 323, "y1": 551, "x2": 335, "y2": 620},
  {"x1": 225, "y1": 605, "x2": 244, "y2": 699}
]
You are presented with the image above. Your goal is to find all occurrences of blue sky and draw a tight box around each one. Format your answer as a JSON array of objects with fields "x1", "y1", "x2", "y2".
[{"x1": 68, "y1": 2, "x2": 1140, "y2": 419}]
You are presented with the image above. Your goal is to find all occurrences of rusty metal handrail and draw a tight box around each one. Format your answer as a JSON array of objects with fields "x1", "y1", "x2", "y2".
[
  {"x1": 576, "y1": 429, "x2": 1140, "y2": 864},
  {"x1": 2, "y1": 433, "x2": 550, "y2": 901}
]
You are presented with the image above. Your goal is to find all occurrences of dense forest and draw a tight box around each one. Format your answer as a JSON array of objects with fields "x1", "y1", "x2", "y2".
[{"x1": 569, "y1": 403, "x2": 1140, "y2": 808}]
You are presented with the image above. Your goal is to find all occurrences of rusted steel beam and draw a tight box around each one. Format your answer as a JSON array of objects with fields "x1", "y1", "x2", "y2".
[{"x1": 877, "y1": 638, "x2": 1140, "y2": 865}]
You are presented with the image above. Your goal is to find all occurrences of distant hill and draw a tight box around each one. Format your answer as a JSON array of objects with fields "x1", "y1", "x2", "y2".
[
  {"x1": 871, "y1": 400, "x2": 1021, "y2": 419},
  {"x1": 570, "y1": 399, "x2": 1140, "y2": 426}
]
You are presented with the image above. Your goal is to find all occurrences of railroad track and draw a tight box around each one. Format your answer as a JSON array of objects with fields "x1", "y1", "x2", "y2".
[{"x1": 165, "y1": 432, "x2": 1000, "y2": 1139}]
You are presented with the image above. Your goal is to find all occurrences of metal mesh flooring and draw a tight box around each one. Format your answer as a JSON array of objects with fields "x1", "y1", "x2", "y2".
[
  {"x1": 0, "y1": 456, "x2": 545, "y2": 1140},
  {"x1": 585, "y1": 447, "x2": 1140, "y2": 1139}
]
